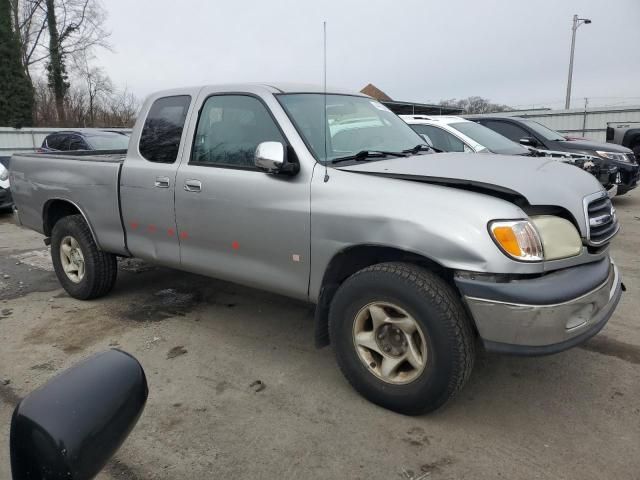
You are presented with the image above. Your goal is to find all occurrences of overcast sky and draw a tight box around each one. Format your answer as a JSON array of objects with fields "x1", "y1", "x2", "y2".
[{"x1": 98, "y1": 0, "x2": 640, "y2": 109}]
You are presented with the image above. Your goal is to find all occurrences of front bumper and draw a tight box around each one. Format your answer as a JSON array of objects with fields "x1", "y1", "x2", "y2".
[
  {"x1": 615, "y1": 163, "x2": 639, "y2": 193},
  {"x1": 0, "y1": 187, "x2": 12, "y2": 209},
  {"x1": 456, "y1": 259, "x2": 622, "y2": 356}
]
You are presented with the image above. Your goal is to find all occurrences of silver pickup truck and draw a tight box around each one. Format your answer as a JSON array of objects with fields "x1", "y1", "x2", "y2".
[{"x1": 10, "y1": 84, "x2": 623, "y2": 414}]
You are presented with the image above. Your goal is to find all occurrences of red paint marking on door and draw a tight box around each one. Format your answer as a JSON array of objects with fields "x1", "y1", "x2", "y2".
[
  {"x1": 231, "y1": 241, "x2": 240, "y2": 250},
  {"x1": 167, "y1": 228, "x2": 175, "y2": 236},
  {"x1": 130, "y1": 221, "x2": 139, "y2": 230},
  {"x1": 147, "y1": 224, "x2": 157, "y2": 233},
  {"x1": 180, "y1": 231, "x2": 188, "y2": 240}
]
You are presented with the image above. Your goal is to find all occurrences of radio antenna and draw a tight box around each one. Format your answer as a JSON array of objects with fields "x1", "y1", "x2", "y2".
[{"x1": 323, "y1": 21, "x2": 329, "y2": 182}]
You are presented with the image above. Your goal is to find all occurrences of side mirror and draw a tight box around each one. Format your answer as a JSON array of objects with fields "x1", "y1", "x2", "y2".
[
  {"x1": 519, "y1": 137, "x2": 539, "y2": 147},
  {"x1": 255, "y1": 142, "x2": 299, "y2": 175},
  {"x1": 10, "y1": 349, "x2": 148, "y2": 480}
]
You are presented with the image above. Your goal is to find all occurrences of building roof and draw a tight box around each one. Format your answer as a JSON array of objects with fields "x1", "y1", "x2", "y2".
[
  {"x1": 360, "y1": 83, "x2": 393, "y2": 101},
  {"x1": 359, "y1": 84, "x2": 464, "y2": 115},
  {"x1": 382, "y1": 100, "x2": 464, "y2": 116}
]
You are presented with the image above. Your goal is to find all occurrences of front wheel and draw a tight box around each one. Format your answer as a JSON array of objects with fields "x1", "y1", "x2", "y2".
[
  {"x1": 329, "y1": 262, "x2": 475, "y2": 415},
  {"x1": 51, "y1": 214, "x2": 117, "y2": 300}
]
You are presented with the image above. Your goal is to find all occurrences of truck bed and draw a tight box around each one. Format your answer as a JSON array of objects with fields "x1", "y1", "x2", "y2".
[{"x1": 10, "y1": 151, "x2": 128, "y2": 256}]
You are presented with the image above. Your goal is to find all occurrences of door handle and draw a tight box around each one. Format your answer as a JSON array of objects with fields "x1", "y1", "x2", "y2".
[
  {"x1": 154, "y1": 176, "x2": 170, "y2": 188},
  {"x1": 184, "y1": 179, "x2": 202, "y2": 193}
]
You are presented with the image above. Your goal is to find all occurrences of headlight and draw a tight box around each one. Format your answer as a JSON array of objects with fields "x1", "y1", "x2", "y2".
[
  {"x1": 489, "y1": 220, "x2": 543, "y2": 262},
  {"x1": 0, "y1": 165, "x2": 8, "y2": 181},
  {"x1": 489, "y1": 216, "x2": 582, "y2": 262},
  {"x1": 530, "y1": 215, "x2": 582, "y2": 260},
  {"x1": 596, "y1": 151, "x2": 629, "y2": 162}
]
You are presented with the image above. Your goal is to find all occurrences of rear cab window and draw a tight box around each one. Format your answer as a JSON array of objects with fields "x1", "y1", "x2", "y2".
[{"x1": 139, "y1": 95, "x2": 191, "y2": 163}]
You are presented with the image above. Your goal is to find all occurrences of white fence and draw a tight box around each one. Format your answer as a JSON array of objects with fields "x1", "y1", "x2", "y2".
[{"x1": 470, "y1": 105, "x2": 640, "y2": 143}]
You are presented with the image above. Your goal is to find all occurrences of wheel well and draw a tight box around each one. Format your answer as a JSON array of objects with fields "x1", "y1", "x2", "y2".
[
  {"x1": 43, "y1": 200, "x2": 82, "y2": 237},
  {"x1": 313, "y1": 245, "x2": 453, "y2": 348}
]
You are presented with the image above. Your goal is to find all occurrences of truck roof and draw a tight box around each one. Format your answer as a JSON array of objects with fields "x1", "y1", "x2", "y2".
[{"x1": 149, "y1": 83, "x2": 364, "y2": 99}]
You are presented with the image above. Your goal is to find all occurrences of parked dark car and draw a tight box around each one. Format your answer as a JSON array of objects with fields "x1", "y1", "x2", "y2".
[
  {"x1": 472, "y1": 116, "x2": 639, "y2": 195},
  {"x1": 40, "y1": 130, "x2": 130, "y2": 152}
]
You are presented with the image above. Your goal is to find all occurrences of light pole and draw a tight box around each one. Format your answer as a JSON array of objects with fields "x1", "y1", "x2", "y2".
[{"x1": 565, "y1": 14, "x2": 592, "y2": 109}]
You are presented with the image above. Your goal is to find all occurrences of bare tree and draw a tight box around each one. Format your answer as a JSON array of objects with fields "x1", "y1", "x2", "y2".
[
  {"x1": 104, "y1": 88, "x2": 139, "y2": 127},
  {"x1": 32, "y1": 73, "x2": 139, "y2": 128},
  {"x1": 10, "y1": 0, "x2": 110, "y2": 124},
  {"x1": 8, "y1": 0, "x2": 47, "y2": 81},
  {"x1": 439, "y1": 96, "x2": 512, "y2": 114},
  {"x1": 73, "y1": 51, "x2": 112, "y2": 126}
]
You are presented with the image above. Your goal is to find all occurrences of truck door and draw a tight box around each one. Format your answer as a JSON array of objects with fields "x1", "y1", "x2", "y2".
[
  {"x1": 174, "y1": 93, "x2": 311, "y2": 300},
  {"x1": 120, "y1": 94, "x2": 194, "y2": 266}
]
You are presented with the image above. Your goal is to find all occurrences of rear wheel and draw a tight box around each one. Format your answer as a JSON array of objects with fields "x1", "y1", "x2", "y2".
[
  {"x1": 51, "y1": 214, "x2": 117, "y2": 300},
  {"x1": 329, "y1": 262, "x2": 475, "y2": 415}
]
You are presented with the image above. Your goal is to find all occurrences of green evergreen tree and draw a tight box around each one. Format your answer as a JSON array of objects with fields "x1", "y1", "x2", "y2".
[{"x1": 0, "y1": 0, "x2": 34, "y2": 127}]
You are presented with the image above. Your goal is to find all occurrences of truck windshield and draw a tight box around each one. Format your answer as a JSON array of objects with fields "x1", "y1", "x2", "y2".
[
  {"x1": 450, "y1": 122, "x2": 529, "y2": 155},
  {"x1": 277, "y1": 94, "x2": 424, "y2": 163}
]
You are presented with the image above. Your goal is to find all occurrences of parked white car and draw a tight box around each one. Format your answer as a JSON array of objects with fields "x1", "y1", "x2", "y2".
[
  {"x1": 400, "y1": 115, "x2": 532, "y2": 155},
  {"x1": 0, "y1": 163, "x2": 12, "y2": 211}
]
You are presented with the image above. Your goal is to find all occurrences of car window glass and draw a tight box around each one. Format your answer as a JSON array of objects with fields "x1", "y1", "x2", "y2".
[
  {"x1": 68, "y1": 136, "x2": 89, "y2": 150},
  {"x1": 483, "y1": 121, "x2": 530, "y2": 143},
  {"x1": 520, "y1": 120, "x2": 566, "y2": 141},
  {"x1": 139, "y1": 95, "x2": 191, "y2": 163},
  {"x1": 409, "y1": 124, "x2": 465, "y2": 152},
  {"x1": 191, "y1": 95, "x2": 285, "y2": 168},
  {"x1": 45, "y1": 134, "x2": 66, "y2": 150},
  {"x1": 86, "y1": 134, "x2": 129, "y2": 150}
]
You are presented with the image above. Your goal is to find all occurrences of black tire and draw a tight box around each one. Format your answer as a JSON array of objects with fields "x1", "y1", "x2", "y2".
[
  {"x1": 51, "y1": 214, "x2": 117, "y2": 300},
  {"x1": 329, "y1": 262, "x2": 475, "y2": 415}
]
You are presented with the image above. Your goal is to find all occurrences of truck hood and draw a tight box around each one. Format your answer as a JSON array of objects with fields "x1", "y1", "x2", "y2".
[{"x1": 335, "y1": 153, "x2": 603, "y2": 234}]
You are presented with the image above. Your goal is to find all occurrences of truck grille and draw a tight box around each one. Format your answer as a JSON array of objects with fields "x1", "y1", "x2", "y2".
[{"x1": 585, "y1": 194, "x2": 618, "y2": 245}]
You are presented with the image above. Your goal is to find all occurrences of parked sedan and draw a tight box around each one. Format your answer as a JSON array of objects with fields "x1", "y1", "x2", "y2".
[
  {"x1": 40, "y1": 129, "x2": 130, "y2": 152},
  {"x1": 401, "y1": 115, "x2": 618, "y2": 194},
  {"x1": 472, "y1": 116, "x2": 639, "y2": 195},
  {"x1": 401, "y1": 115, "x2": 532, "y2": 155}
]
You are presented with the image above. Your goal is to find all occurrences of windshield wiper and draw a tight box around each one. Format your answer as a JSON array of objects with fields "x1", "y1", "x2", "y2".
[
  {"x1": 330, "y1": 150, "x2": 408, "y2": 164},
  {"x1": 403, "y1": 144, "x2": 442, "y2": 154}
]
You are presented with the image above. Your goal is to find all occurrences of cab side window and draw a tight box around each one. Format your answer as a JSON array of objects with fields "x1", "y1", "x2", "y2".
[
  {"x1": 191, "y1": 95, "x2": 285, "y2": 168},
  {"x1": 139, "y1": 95, "x2": 191, "y2": 163},
  {"x1": 410, "y1": 124, "x2": 465, "y2": 152}
]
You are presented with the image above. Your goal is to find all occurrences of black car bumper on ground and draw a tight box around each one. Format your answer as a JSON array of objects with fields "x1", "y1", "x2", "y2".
[{"x1": 0, "y1": 187, "x2": 13, "y2": 209}]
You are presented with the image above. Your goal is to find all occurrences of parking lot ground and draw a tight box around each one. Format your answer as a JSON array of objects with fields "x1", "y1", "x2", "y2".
[{"x1": 1, "y1": 191, "x2": 639, "y2": 480}]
